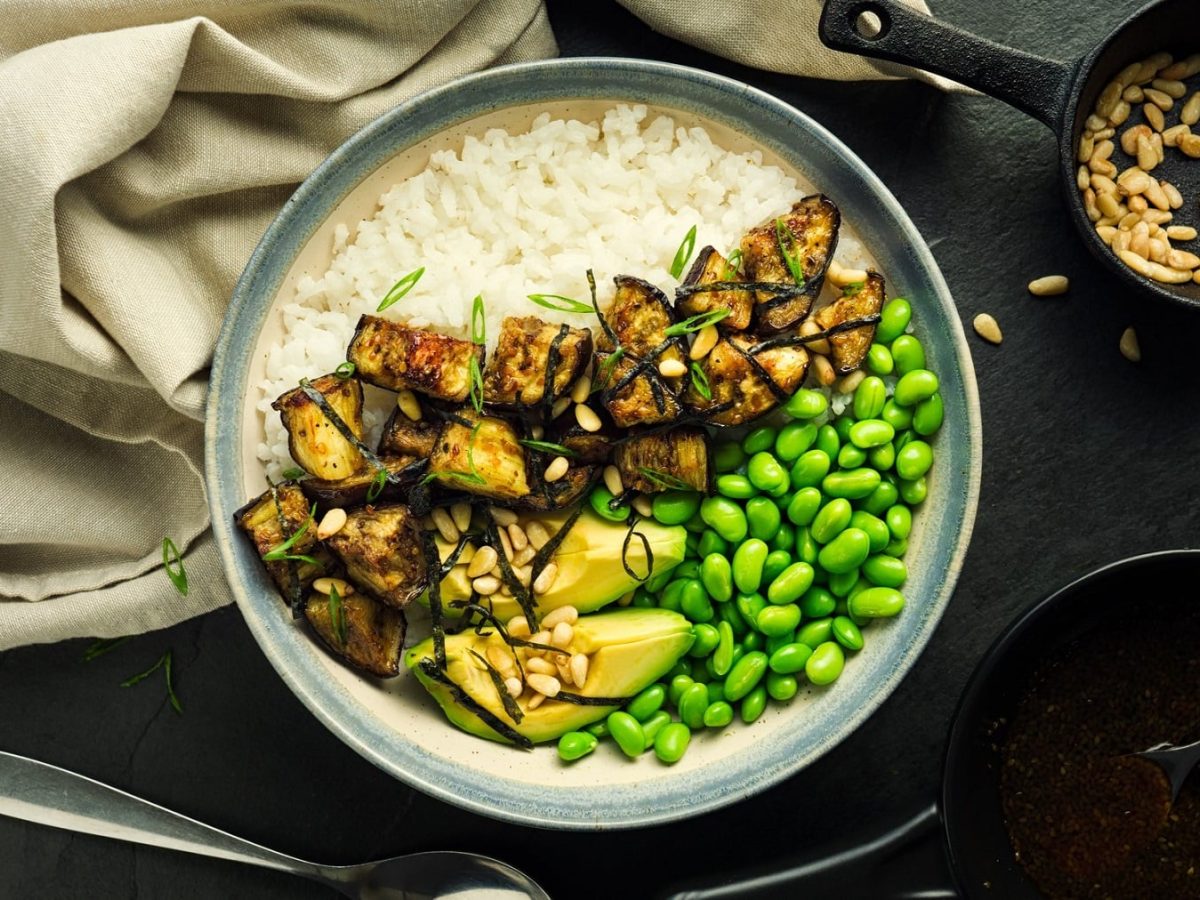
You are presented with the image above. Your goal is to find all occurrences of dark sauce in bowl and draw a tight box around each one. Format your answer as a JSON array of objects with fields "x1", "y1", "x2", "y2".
[{"x1": 999, "y1": 602, "x2": 1200, "y2": 898}]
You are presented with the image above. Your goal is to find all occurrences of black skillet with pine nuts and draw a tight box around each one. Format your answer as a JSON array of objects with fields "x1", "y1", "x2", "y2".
[{"x1": 236, "y1": 196, "x2": 945, "y2": 765}]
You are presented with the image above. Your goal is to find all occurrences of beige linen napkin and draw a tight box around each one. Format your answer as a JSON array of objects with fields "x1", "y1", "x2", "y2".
[{"x1": 0, "y1": 0, "x2": 936, "y2": 650}]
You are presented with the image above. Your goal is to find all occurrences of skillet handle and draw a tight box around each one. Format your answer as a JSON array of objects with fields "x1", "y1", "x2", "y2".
[
  {"x1": 819, "y1": 0, "x2": 1074, "y2": 132},
  {"x1": 661, "y1": 803, "x2": 957, "y2": 900}
]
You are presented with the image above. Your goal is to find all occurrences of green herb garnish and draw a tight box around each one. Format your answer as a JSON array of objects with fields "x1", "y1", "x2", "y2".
[
  {"x1": 637, "y1": 467, "x2": 694, "y2": 491},
  {"x1": 775, "y1": 217, "x2": 805, "y2": 286},
  {"x1": 690, "y1": 362, "x2": 712, "y2": 401},
  {"x1": 334, "y1": 361, "x2": 356, "y2": 379},
  {"x1": 376, "y1": 267, "x2": 425, "y2": 312},
  {"x1": 842, "y1": 281, "x2": 865, "y2": 297},
  {"x1": 469, "y1": 355, "x2": 484, "y2": 414},
  {"x1": 519, "y1": 439, "x2": 577, "y2": 457},
  {"x1": 262, "y1": 505, "x2": 317, "y2": 563},
  {"x1": 82, "y1": 636, "x2": 131, "y2": 662},
  {"x1": 665, "y1": 308, "x2": 731, "y2": 337},
  {"x1": 595, "y1": 347, "x2": 625, "y2": 389},
  {"x1": 122, "y1": 649, "x2": 183, "y2": 714},
  {"x1": 366, "y1": 467, "x2": 389, "y2": 503},
  {"x1": 471, "y1": 294, "x2": 486, "y2": 345},
  {"x1": 422, "y1": 421, "x2": 487, "y2": 486},
  {"x1": 527, "y1": 293, "x2": 593, "y2": 314},
  {"x1": 723, "y1": 248, "x2": 743, "y2": 280},
  {"x1": 281, "y1": 466, "x2": 306, "y2": 480},
  {"x1": 669, "y1": 225, "x2": 698, "y2": 279},
  {"x1": 162, "y1": 537, "x2": 188, "y2": 597},
  {"x1": 329, "y1": 584, "x2": 347, "y2": 645}
]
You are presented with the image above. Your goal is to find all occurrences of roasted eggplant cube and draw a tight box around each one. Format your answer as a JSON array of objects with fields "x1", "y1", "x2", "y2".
[
  {"x1": 519, "y1": 463, "x2": 597, "y2": 512},
  {"x1": 557, "y1": 425, "x2": 614, "y2": 465},
  {"x1": 482, "y1": 316, "x2": 593, "y2": 407},
  {"x1": 235, "y1": 482, "x2": 330, "y2": 599},
  {"x1": 305, "y1": 591, "x2": 405, "y2": 678},
  {"x1": 741, "y1": 195, "x2": 840, "y2": 333},
  {"x1": 428, "y1": 411, "x2": 530, "y2": 502},
  {"x1": 683, "y1": 336, "x2": 808, "y2": 427},
  {"x1": 814, "y1": 272, "x2": 885, "y2": 374},
  {"x1": 300, "y1": 455, "x2": 421, "y2": 509},
  {"x1": 614, "y1": 429, "x2": 709, "y2": 494},
  {"x1": 347, "y1": 314, "x2": 482, "y2": 402},
  {"x1": 598, "y1": 276, "x2": 687, "y2": 369},
  {"x1": 325, "y1": 504, "x2": 427, "y2": 608},
  {"x1": 377, "y1": 406, "x2": 440, "y2": 459},
  {"x1": 271, "y1": 375, "x2": 365, "y2": 481},
  {"x1": 677, "y1": 246, "x2": 754, "y2": 331},
  {"x1": 595, "y1": 352, "x2": 680, "y2": 429}
]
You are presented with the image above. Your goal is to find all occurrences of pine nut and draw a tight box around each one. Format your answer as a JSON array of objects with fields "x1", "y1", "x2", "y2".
[
  {"x1": 1181, "y1": 93, "x2": 1200, "y2": 127},
  {"x1": 1121, "y1": 124, "x2": 1151, "y2": 155},
  {"x1": 1161, "y1": 54, "x2": 1200, "y2": 80},
  {"x1": 1136, "y1": 134, "x2": 1158, "y2": 172},
  {"x1": 568, "y1": 375, "x2": 591, "y2": 404},
  {"x1": 1142, "y1": 209, "x2": 1173, "y2": 225},
  {"x1": 1095, "y1": 215, "x2": 1120, "y2": 229},
  {"x1": 526, "y1": 656, "x2": 556, "y2": 676},
  {"x1": 1167, "y1": 249, "x2": 1200, "y2": 269},
  {"x1": 836, "y1": 368, "x2": 866, "y2": 394},
  {"x1": 1077, "y1": 165, "x2": 1091, "y2": 190},
  {"x1": 551, "y1": 621, "x2": 574, "y2": 648},
  {"x1": 1144, "y1": 52, "x2": 1174, "y2": 73},
  {"x1": 1096, "y1": 191, "x2": 1121, "y2": 218},
  {"x1": 1129, "y1": 194, "x2": 1149, "y2": 212},
  {"x1": 1118, "y1": 212, "x2": 1141, "y2": 230},
  {"x1": 542, "y1": 606, "x2": 578, "y2": 628},
  {"x1": 316, "y1": 508, "x2": 348, "y2": 540},
  {"x1": 1117, "y1": 250, "x2": 1194, "y2": 283},
  {"x1": 526, "y1": 692, "x2": 545, "y2": 710},
  {"x1": 551, "y1": 396, "x2": 571, "y2": 419},
  {"x1": 530, "y1": 424, "x2": 544, "y2": 440},
  {"x1": 527, "y1": 673, "x2": 561, "y2": 697},
  {"x1": 800, "y1": 319, "x2": 831, "y2": 355},
  {"x1": 472, "y1": 575, "x2": 501, "y2": 595},
  {"x1": 1144, "y1": 88, "x2": 1173, "y2": 111},
  {"x1": 1144, "y1": 102, "x2": 1166, "y2": 132},
  {"x1": 1115, "y1": 63, "x2": 1143, "y2": 88},
  {"x1": 487, "y1": 645, "x2": 515, "y2": 676},
  {"x1": 658, "y1": 358, "x2": 687, "y2": 378},
  {"x1": 1149, "y1": 238, "x2": 1168, "y2": 263},
  {"x1": 467, "y1": 545, "x2": 498, "y2": 578},
  {"x1": 1089, "y1": 159, "x2": 1116, "y2": 179},
  {"x1": 1162, "y1": 124, "x2": 1191, "y2": 147},
  {"x1": 1167, "y1": 225, "x2": 1197, "y2": 241},
  {"x1": 1152, "y1": 78, "x2": 1187, "y2": 99},
  {"x1": 1086, "y1": 113, "x2": 1108, "y2": 131},
  {"x1": 972, "y1": 313, "x2": 1002, "y2": 345},
  {"x1": 312, "y1": 576, "x2": 354, "y2": 596},
  {"x1": 1130, "y1": 231, "x2": 1150, "y2": 259},
  {"x1": 508, "y1": 615, "x2": 531, "y2": 638},
  {"x1": 1151, "y1": 132, "x2": 1164, "y2": 164},
  {"x1": 525, "y1": 521, "x2": 550, "y2": 550},
  {"x1": 632, "y1": 495, "x2": 653, "y2": 517},
  {"x1": 1119, "y1": 327, "x2": 1141, "y2": 362},
  {"x1": 827, "y1": 260, "x2": 868, "y2": 287},
  {"x1": 556, "y1": 658, "x2": 574, "y2": 687},
  {"x1": 603, "y1": 465, "x2": 624, "y2": 497},
  {"x1": 1145, "y1": 179, "x2": 1171, "y2": 211},
  {"x1": 574, "y1": 403, "x2": 602, "y2": 432},
  {"x1": 505, "y1": 677, "x2": 523, "y2": 699},
  {"x1": 1091, "y1": 139, "x2": 1114, "y2": 162},
  {"x1": 513, "y1": 544, "x2": 535, "y2": 567},
  {"x1": 1113, "y1": 230, "x2": 1133, "y2": 253},
  {"x1": 1195, "y1": 270, "x2": 1200, "y2": 284},
  {"x1": 1122, "y1": 85, "x2": 1144, "y2": 103},
  {"x1": 395, "y1": 389, "x2": 422, "y2": 422},
  {"x1": 1096, "y1": 226, "x2": 1117, "y2": 245},
  {"x1": 498, "y1": 527, "x2": 514, "y2": 561},
  {"x1": 812, "y1": 354, "x2": 836, "y2": 386},
  {"x1": 1090, "y1": 173, "x2": 1118, "y2": 195},
  {"x1": 514, "y1": 565, "x2": 532, "y2": 586},
  {"x1": 529, "y1": 629, "x2": 551, "y2": 648},
  {"x1": 1178, "y1": 134, "x2": 1200, "y2": 158},
  {"x1": 1117, "y1": 169, "x2": 1150, "y2": 195},
  {"x1": 489, "y1": 506, "x2": 518, "y2": 527},
  {"x1": 1096, "y1": 81, "x2": 1122, "y2": 118},
  {"x1": 690, "y1": 325, "x2": 719, "y2": 360},
  {"x1": 430, "y1": 507, "x2": 459, "y2": 543},
  {"x1": 449, "y1": 502, "x2": 472, "y2": 533},
  {"x1": 1107, "y1": 107, "x2": 1127, "y2": 129},
  {"x1": 507, "y1": 523, "x2": 528, "y2": 552},
  {"x1": 532, "y1": 562, "x2": 559, "y2": 595},
  {"x1": 570, "y1": 653, "x2": 589, "y2": 688},
  {"x1": 1083, "y1": 187, "x2": 1101, "y2": 222},
  {"x1": 543, "y1": 455, "x2": 570, "y2": 482}
]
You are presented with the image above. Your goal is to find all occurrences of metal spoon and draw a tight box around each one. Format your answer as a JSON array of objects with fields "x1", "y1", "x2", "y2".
[
  {"x1": 0, "y1": 750, "x2": 549, "y2": 899},
  {"x1": 1135, "y1": 736, "x2": 1200, "y2": 803}
]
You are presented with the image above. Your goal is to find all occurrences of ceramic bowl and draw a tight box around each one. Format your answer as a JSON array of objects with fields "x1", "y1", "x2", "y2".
[{"x1": 206, "y1": 58, "x2": 981, "y2": 829}]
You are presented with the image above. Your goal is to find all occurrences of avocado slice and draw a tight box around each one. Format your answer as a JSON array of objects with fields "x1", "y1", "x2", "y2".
[
  {"x1": 405, "y1": 608, "x2": 694, "y2": 744},
  {"x1": 422, "y1": 507, "x2": 687, "y2": 622}
]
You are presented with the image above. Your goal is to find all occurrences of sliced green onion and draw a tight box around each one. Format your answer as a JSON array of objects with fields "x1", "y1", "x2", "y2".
[
  {"x1": 527, "y1": 294, "x2": 592, "y2": 314},
  {"x1": 469, "y1": 355, "x2": 484, "y2": 414},
  {"x1": 723, "y1": 248, "x2": 743, "y2": 279},
  {"x1": 280, "y1": 466, "x2": 306, "y2": 480},
  {"x1": 842, "y1": 281, "x2": 865, "y2": 297},
  {"x1": 165, "y1": 650, "x2": 182, "y2": 714},
  {"x1": 471, "y1": 294, "x2": 486, "y2": 345},
  {"x1": 665, "y1": 308, "x2": 731, "y2": 337},
  {"x1": 595, "y1": 347, "x2": 626, "y2": 388},
  {"x1": 329, "y1": 584, "x2": 347, "y2": 645},
  {"x1": 162, "y1": 537, "x2": 188, "y2": 597},
  {"x1": 519, "y1": 439, "x2": 577, "y2": 457},
  {"x1": 637, "y1": 467, "x2": 694, "y2": 490},
  {"x1": 775, "y1": 217, "x2": 806, "y2": 286},
  {"x1": 690, "y1": 362, "x2": 712, "y2": 401},
  {"x1": 376, "y1": 267, "x2": 425, "y2": 312},
  {"x1": 262, "y1": 505, "x2": 315, "y2": 561},
  {"x1": 424, "y1": 422, "x2": 487, "y2": 485},
  {"x1": 669, "y1": 225, "x2": 698, "y2": 279},
  {"x1": 366, "y1": 467, "x2": 388, "y2": 503},
  {"x1": 121, "y1": 652, "x2": 165, "y2": 688},
  {"x1": 334, "y1": 361, "x2": 356, "y2": 379},
  {"x1": 82, "y1": 636, "x2": 131, "y2": 662}
]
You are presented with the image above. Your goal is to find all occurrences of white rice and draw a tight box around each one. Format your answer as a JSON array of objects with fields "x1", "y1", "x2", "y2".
[{"x1": 256, "y1": 104, "x2": 868, "y2": 477}]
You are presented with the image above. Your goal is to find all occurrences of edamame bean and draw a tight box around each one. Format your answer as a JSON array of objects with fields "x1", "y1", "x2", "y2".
[
  {"x1": 653, "y1": 722, "x2": 691, "y2": 764},
  {"x1": 797, "y1": 617, "x2": 834, "y2": 648},
  {"x1": 795, "y1": 526, "x2": 819, "y2": 564},
  {"x1": 837, "y1": 443, "x2": 868, "y2": 468},
  {"x1": 626, "y1": 684, "x2": 667, "y2": 721},
  {"x1": 746, "y1": 497, "x2": 782, "y2": 542},
  {"x1": 816, "y1": 424, "x2": 840, "y2": 459},
  {"x1": 899, "y1": 476, "x2": 927, "y2": 505},
  {"x1": 799, "y1": 585, "x2": 837, "y2": 618},
  {"x1": 832, "y1": 615, "x2": 865, "y2": 651},
  {"x1": 849, "y1": 419, "x2": 895, "y2": 449},
  {"x1": 684, "y1": 511, "x2": 707, "y2": 533},
  {"x1": 767, "y1": 671, "x2": 799, "y2": 701},
  {"x1": 765, "y1": 632, "x2": 793, "y2": 655},
  {"x1": 819, "y1": 528, "x2": 871, "y2": 574},
  {"x1": 706, "y1": 681, "x2": 726, "y2": 704},
  {"x1": 732, "y1": 539, "x2": 769, "y2": 594},
  {"x1": 736, "y1": 592, "x2": 767, "y2": 631},
  {"x1": 558, "y1": 731, "x2": 599, "y2": 761},
  {"x1": 766, "y1": 562, "x2": 815, "y2": 605},
  {"x1": 740, "y1": 685, "x2": 768, "y2": 723},
  {"x1": 640, "y1": 710, "x2": 672, "y2": 746},
  {"x1": 853, "y1": 376, "x2": 887, "y2": 420},
  {"x1": 785, "y1": 388, "x2": 828, "y2": 420},
  {"x1": 912, "y1": 392, "x2": 943, "y2": 436},
  {"x1": 811, "y1": 498, "x2": 853, "y2": 543},
  {"x1": 646, "y1": 566, "x2": 675, "y2": 593},
  {"x1": 668, "y1": 674, "x2": 695, "y2": 706},
  {"x1": 894, "y1": 369, "x2": 939, "y2": 407},
  {"x1": 680, "y1": 579, "x2": 715, "y2": 622},
  {"x1": 891, "y1": 335, "x2": 926, "y2": 375},
  {"x1": 658, "y1": 579, "x2": 686, "y2": 612},
  {"x1": 849, "y1": 587, "x2": 906, "y2": 618},
  {"x1": 850, "y1": 510, "x2": 890, "y2": 553},
  {"x1": 790, "y1": 449, "x2": 831, "y2": 489},
  {"x1": 866, "y1": 343, "x2": 894, "y2": 376},
  {"x1": 717, "y1": 474, "x2": 758, "y2": 500},
  {"x1": 895, "y1": 440, "x2": 933, "y2": 481},
  {"x1": 689, "y1": 623, "x2": 721, "y2": 657},
  {"x1": 701, "y1": 553, "x2": 734, "y2": 603},
  {"x1": 741, "y1": 631, "x2": 764, "y2": 652},
  {"x1": 697, "y1": 529, "x2": 730, "y2": 559},
  {"x1": 666, "y1": 658, "x2": 691, "y2": 680},
  {"x1": 589, "y1": 485, "x2": 629, "y2": 522},
  {"x1": 868, "y1": 442, "x2": 895, "y2": 471},
  {"x1": 585, "y1": 719, "x2": 609, "y2": 738},
  {"x1": 833, "y1": 416, "x2": 854, "y2": 443},
  {"x1": 723, "y1": 650, "x2": 769, "y2": 702},
  {"x1": 748, "y1": 452, "x2": 789, "y2": 493},
  {"x1": 776, "y1": 421, "x2": 818, "y2": 461},
  {"x1": 607, "y1": 711, "x2": 646, "y2": 757},
  {"x1": 678, "y1": 683, "x2": 710, "y2": 729},
  {"x1": 703, "y1": 700, "x2": 735, "y2": 728},
  {"x1": 886, "y1": 505, "x2": 912, "y2": 540},
  {"x1": 712, "y1": 620, "x2": 736, "y2": 676},
  {"x1": 877, "y1": 297, "x2": 913, "y2": 343},
  {"x1": 828, "y1": 568, "x2": 860, "y2": 597},
  {"x1": 881, "y1": 398, "x2": 914, "y2": 431},
  {"x1": 742, "y1": 426, "x2": 777, "y2": 455},
  {"x1": 632, "y1": 589, "x2": 656, "y2": 608},
  {"x1": 674, "y1": 560, "x2": 701, "y2": 581},
  {"x1": 685, "y1": 532, "x2": 701, "y2": 558},
  {"x1": 771, "y1": 521, "x2": 796, "y2": 552},
  {"x1": 713, "y1": 443, "x2": 747, "y2": 473},
  {"x1": 769, "y1": 641, "x2": 814, "y2": 674},
  {"x1": 701, "y1": 496, "x2": 748, "y2": 543},
  {"x1": 786, "y1": 487, "x2": 823, "y2": 526},
  {"x1": 862, "y1": 480, "x2": 900, "y2": 516},
  {"x1": 822, "y1": 468, "x2": 882, "y2": 500},
  {"x1": 757, "y1": 603, "x2": 801, "y2": 637},
  {"x1": 862, "y1": 554, "x2": 907, "y2": 588},
  {"x1": 805, "y1": 641, "x2": 846, "y2": 685},
  {"x1": 763, "y1": 549, "x2": 792, "y2": 585},
  {"x1": 886, "y1": 537, "x2": 908, "y2": 557},
  {"x1": 652, "y1": 490, "x2": 703, "y2": 526}
]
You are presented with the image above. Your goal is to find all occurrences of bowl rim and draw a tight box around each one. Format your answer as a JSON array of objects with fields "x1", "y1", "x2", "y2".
[{"x1": 206, "y1": 56, "x2": 983, "y2": 829}]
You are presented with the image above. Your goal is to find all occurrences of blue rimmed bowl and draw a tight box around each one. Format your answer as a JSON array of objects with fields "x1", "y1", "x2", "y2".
[{"x1": 206, "y1": 58, "x2": 981, "y2": 830}]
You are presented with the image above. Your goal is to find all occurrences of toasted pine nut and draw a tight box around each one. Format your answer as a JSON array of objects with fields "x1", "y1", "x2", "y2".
[
  {"x1": 1144, "y1": 179, "x2": 1171, "y2": 211},
  {"x1": 1115, "y1": 63, "x2": 1143, "y2": 88},
  {"x1": 658, "y1": 358, "x2": 688, "y2": 379},
  {"x1": 1077, "y1": 165, "x2": 1091, "y2": 190},
  {"x1": 529, "y1": 629, "x2": 552, "y2": 648},
  {"x1": 527, "y1": 673, "x2": 561, "y2": 697},
  {"x1": 836, "y1": 369, "x2": 866, "y2": 394},
  {"x1": 1151, "y1": 132, "x2": 1164, "y2": 164},
  {"x1": 1117, "y1": 250, "x2": 1194, "y2": 283},
  {"x1": 1167, "y1": 249, "x2": 1200, "y2": 269},
  {"x1": 498, "y1": 526, "x2": 514, "y2": 561},
  {"x1": 512, "y1": 544, "x2": 535, "y2": 567},
  {"x1": 514, "y1": 565, "x2": 532, "y2": 587},
  {"x1": 1083, "y1": 187, "x2": 1101, "y2": 222},
  {"x1": 507, "y1": 523, "x2": 528, "y2": 552},
  {"x1": 1096, "y1": 215, "x2": 1121, "y2": 228},
  {"x1": 1194, "y1": 270, "x2": 1200, "y2": 284},
  {"x1": 1091, "y1": 139, "x2": 1114, "y2": 162},
  {"x1": 632, "y1": 494, "x2": 653, "y2": 517},
  {"x1": 556, "y1": 658, "x2": 574, "y2": 687},
  {"x1": 316, "y1": 508, "x2": 348, "y2": 540},
  {"x1": 467, "y1": 545, "x2": 498, "y2": 578},
  {"x1": 1120, "y1": 124, "x2": 1152, "y2": 155},
  {"x1": 690, "y1": 325, "x2": 719, "y2": 360},
  {"x1": 508, "y1": 615, "x2": 531, "y2": 638},
  {"x1": 1167, "y1": 225, "x2": 1197, "y2": 241},
  {"x1": 1161, "y1": 54, "x2": 1200, "y2": 80},
  {"x1": 1181, "y1": 93, "x2": 1200, "y2": 126},
  {"x1": 1089, "y1": 156, "x2": 1116, "y2": 177},
  {"x1": 542, "y1": 605, "x2": 579, "y2": 628},
  {"x1": 551, "y1": 621, "x2": 574, "y2": 648},
  {"x1": 812, "y1": 354, "x2": 836, "y2": 386},
  {"x1": 532, "y1": 562, "x2": 559, "y2": 595},
  {"x1": 551, "y1": 396, "x2": 571, "y2": 419},
  {"x1": 526, "y1": 656, "x2": 556, "y2": 676},
  {"x1": 800, "y1": 320, "x2": 831, "y2": 355},
  {"x1": 312, "y1": 576, "x2": 354, "y2": 597},
  {"x1": 530, "y1": 424, "x2": 545, "y2": 441},
  {"x1": 1130, "y1": 230, "x2": 1150, "y2": 258},
  {"x1": 472, "y1": 575, "x2": 501, "y2": 595},
  {"x1": 1118, "y1": 211, "x2": 1141, "y2": 230},
  {"x1": 1162, "y1": 181, "x2": 1184, "y2": 210},
  {"x1": 1144, "y1": 88, "x2": 1173, "y2": 111},
  {"x1": 505, "y1": 677, "x2": 523, "y2": 699},
  {"x1": 1119, "y1": 327, "x2": 1141, "y2": 362},
  {"x1": 1086, "y1": 112, "x2": 1108, "y2": 131},
  {"x1": 1096, "y1": 81, "x2": 1122, "y2": 118},
  {"x1": 1162, "y1": 124, "x2": 1191, "y2": 147},
  {"x1": 1097, "y1": 191, "x2": 1121, "y2": 218},
  {"x1": 827, "y1": 260, "x2": 869, "y2": 287},
  {"x1": 1149, "y1": 238, "x2": 1168, "y2": 263},
  {"x1": 972, "y1": 313, "x2": 1002, "y2": 345},
  {"x1": 396, "y1": 389, "x2": 422, "y2": 422},
  {"x1": 526, "y1": 692, "x2": 545, "y2": 710},
  {"x1": 487, "y1": 645, "x2": 515, "y2": 676},
  {"x1": 1137, "y1": 134, "x2": 1158, "y2": 171},
  {"x1": 1137, "y1": 55, "x2": 1167, "y2": 81},
  {"x1": 574, "y1": 403, "x2": 602, "y2": 432},
  {"x1": 430, "y1": 507, "x2": 459, "y2": 543},
  {"x1": 1090, "y1": 173, "x2": 1118, "y2": 195},
  {"x1": 1178, "y1": 133, "x2": 1200, "y2": 158},
  {"x1": 1142, "y1": 209, "x2": 1173, "y2": 225},
  {"x1": 1108, "y1": 102, "x2": 1129, "y2": 126},
  {"x1": 1113, "y1": 230, "x2": 1133, "y2": 253},
  {"x1": 489, "y1": 506, "x2": 518, "y2": 527},
  {"x1": 570, "y1": 375, "x2": 592, "y2": 404},
  {"x1": 1152, "y1": 78, "x2": 1187, "y2": 99},
  {"x1": 603, "y1": 464, "x2": 624, "y2": 497},
  {"x1": 570, "y1": 653, "x2": 589, "y2": 688},
  {"x1": 543, "y1": 455, "x2": 570, "y2": 482},
  {"x1": 1117, "y1": 168, "x2": 1150, "y2": 195},
  {"x1": 1122, "y1": 85, "x2": 1144, "y2": 103},
  {"x1": 1129, "y1": 194, "x2": 1149, "y2": 212},
  {"x1": 449, "y1": 502, "x2": 472, "y2": 533},
  {"x1": 1096, "y1": 226, "x2": 1117, "y2": 245},
  {"x1": 525, "y1": 521, "x2": 550, "y2": 550}
]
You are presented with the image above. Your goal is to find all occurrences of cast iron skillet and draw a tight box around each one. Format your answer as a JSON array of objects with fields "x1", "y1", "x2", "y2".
[
  {"x1": 662, "y1": 549, "x2": 1200, "y2": 899},
  {"x1": 818, "y1": 0, "x2": 1200, "y2": 312}
]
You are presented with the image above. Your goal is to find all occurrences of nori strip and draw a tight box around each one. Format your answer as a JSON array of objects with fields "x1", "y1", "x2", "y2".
[
  {"x1": 468, "y1": 649, "x2": 524, "y2": 724},
  {"x1": 419, "y1": 530, "x2": 447, "y2": 670},
  {"x1": 621, "y1": 516, "x2": 653, "y2": 584},
  {"x1": 297, "y1": 378, "x2": 405, "y2": 489},
  {"x1": 417, "y1": 657, "x2": 533, "y2": 749},
  {"x1": 746, "y1": 314, "x2": 882, "y2": 355},
  {"x1": 588, "y1": 269, "x2": 620, "y2": 348},
  {"x1": 527, "y1": 504, "x2": 584, "y2": 593},
  {"x1": 439, "y1": 530, "x2": 479, "y2": 579},
  {"x1": 554, "y1": 690, "x2": 636, "y2": 706},
  {"x1": 484, "y1": 514, "x2": 540, "y2": 629}
]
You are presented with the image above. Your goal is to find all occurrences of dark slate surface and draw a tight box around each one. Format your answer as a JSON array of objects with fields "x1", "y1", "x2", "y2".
[{"x1": 2, "y1": 1, "x2": 1198, "y2": 897}]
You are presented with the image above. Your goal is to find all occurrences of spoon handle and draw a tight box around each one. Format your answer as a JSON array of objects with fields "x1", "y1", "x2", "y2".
[{"x1": 0, "y1": 751, "x2": 325, "y2": 881}]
